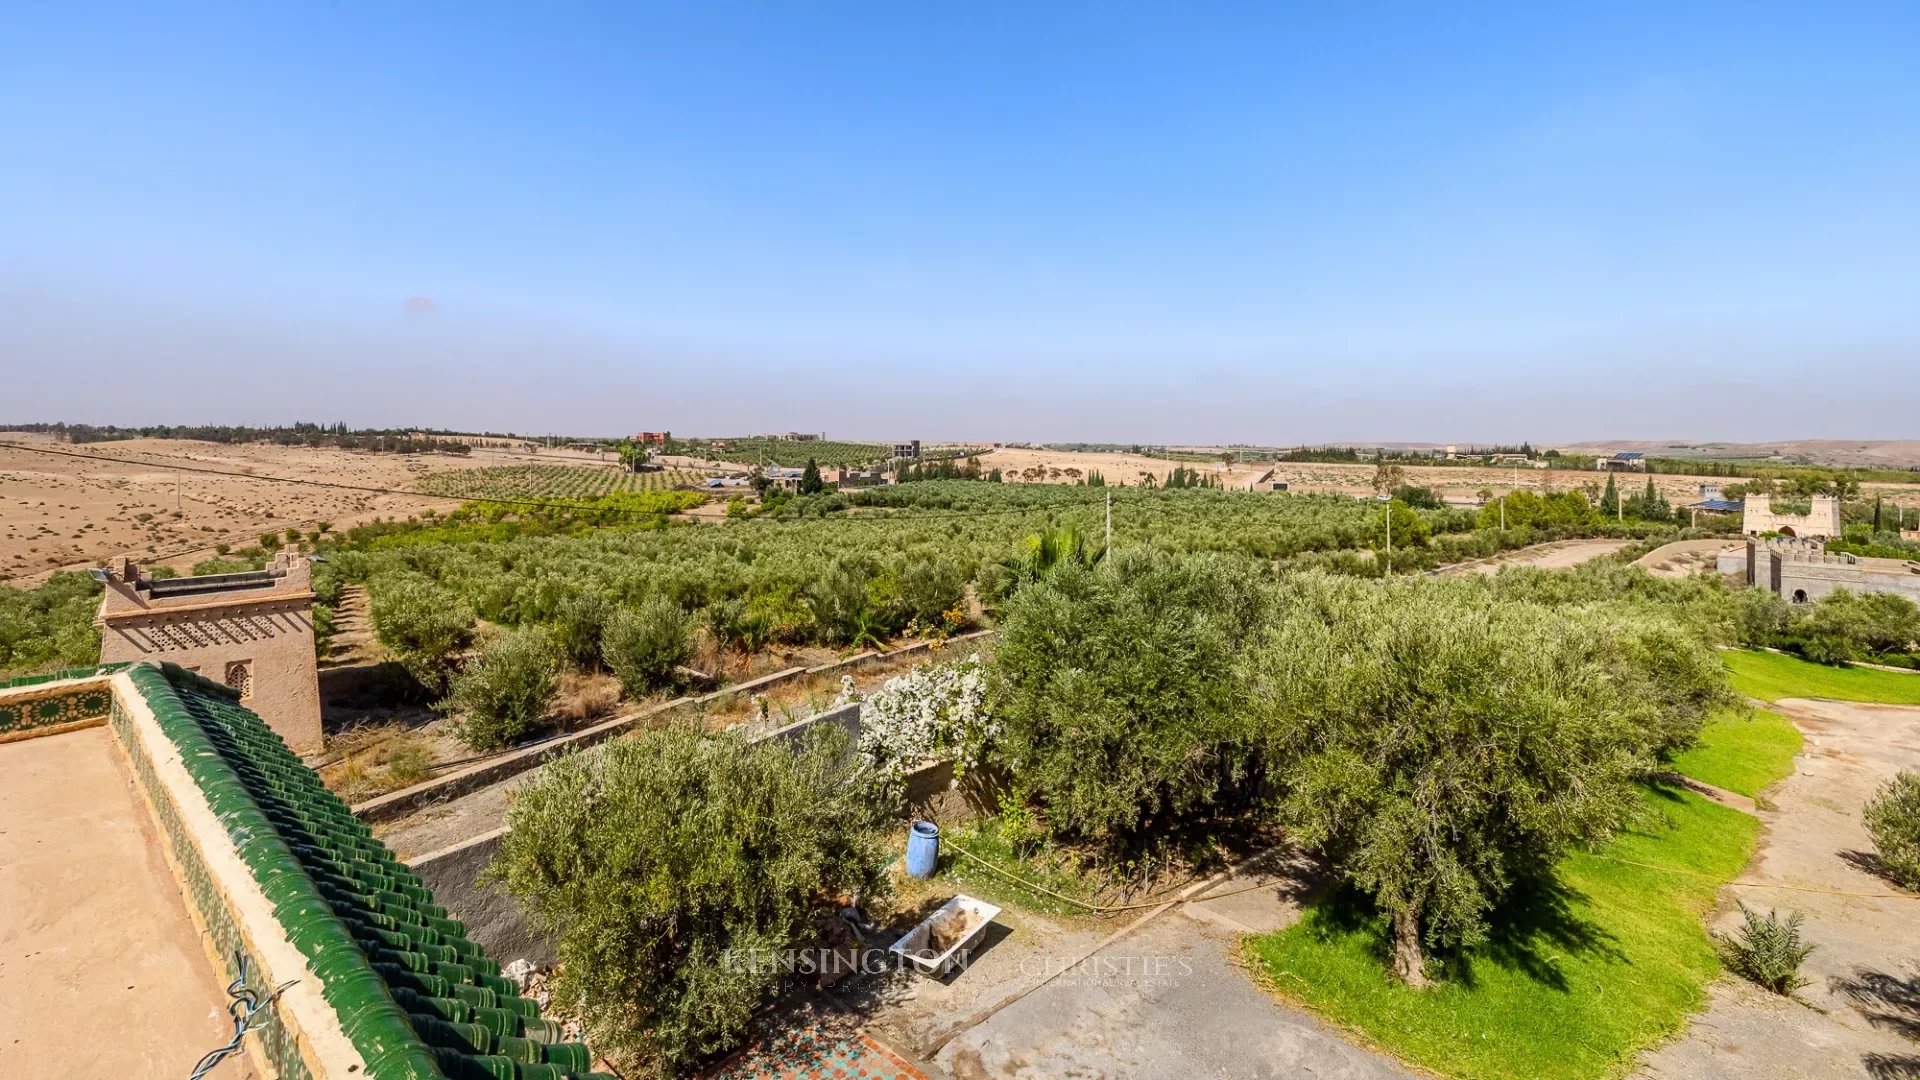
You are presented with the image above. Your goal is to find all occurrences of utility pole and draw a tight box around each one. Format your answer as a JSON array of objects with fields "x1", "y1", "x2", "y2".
[{"x1": 1384, "y1": 500, "x2": 1393, "y2": 575}]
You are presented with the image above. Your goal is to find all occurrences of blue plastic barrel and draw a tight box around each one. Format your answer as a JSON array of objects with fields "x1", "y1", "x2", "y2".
[{"x1": 905, "y1": 820, "x2": 940, "y2": 879}]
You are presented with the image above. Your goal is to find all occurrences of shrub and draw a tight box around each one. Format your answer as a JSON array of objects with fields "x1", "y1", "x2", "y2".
[
  {"x1": 259, "y1": 532, "x2": 282, "y2": 551},
  {"x1": 551, "y1": 590, "x2": 613, "y2": 670},
  {"x1": 369, "y1": 575, "x2": 475, "y2": 694},
  {"x1": 490, "y1": 725, "x2": 889, "y2": 1077},
  {"x1": 896, "y1": 556, "x2": 970, "y2": 629},
  {"x1": 1732, "y1": 587, "x2": 1792, "y2": 649},
  {"x1": 0, "y1": 572, "x2": 104, "y2": 676},
  {"x1": 384, "y1": 739, "x2": 436, "y2": 786},
  {"x1": 857, "y1": 653, "x2": 994, "y2": 782},
  {"x1": 807, "y1": 558, "x2": 878, "y2": 644},
  {"x1": 602, "y1": 597, "x2": 691, "y2": 697},
  {"x1": 1864, "y1": 770, "x2": 1920, "y2": 889},
  {"x1": 445, "y1": 626, "x2": 560, "y2": 750},
  {"x1": 1715, "y1": 903, "x2": 1814, "y2": 995},
  {"x1": 1254, "y1": 572, "x2": 1716, "y2": 986},
  {"x1": 191, "y1": 557, "x2": 257, "y2": 576},
  {"x1": 989, "y1": 551, "x2": 1268, "y2": 858}
]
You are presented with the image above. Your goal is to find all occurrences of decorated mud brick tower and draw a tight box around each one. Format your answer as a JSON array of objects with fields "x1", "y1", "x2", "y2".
[{"x1": 96, "y1": 550, "x2": 323, "y2": 753}]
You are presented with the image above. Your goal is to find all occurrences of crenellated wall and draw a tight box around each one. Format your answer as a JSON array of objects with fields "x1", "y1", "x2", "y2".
[
  {"x1": 1746, "y1": 537, "x2": 1920, "y2": 604},
  {"x1": 1742, "y1": 494, "x2": 1843, "y2": 539}
]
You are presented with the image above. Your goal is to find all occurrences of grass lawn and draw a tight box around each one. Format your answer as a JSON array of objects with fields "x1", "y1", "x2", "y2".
[
  {"x1": 1244, "y1": 785, "x2": 1759, "y2": 1080},
  {"x1": 1723, "y1": 649, "x2": 1920, "y2": 705},
  {"x1": 1668, "y1": 708, "x2": 1802, "y2": 798}
]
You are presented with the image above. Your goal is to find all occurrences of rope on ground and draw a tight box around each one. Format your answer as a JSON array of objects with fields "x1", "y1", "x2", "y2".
[
  {"x1": 188, "y1": 954, "x2": 299, "y2": 1079},
  {"x1": 1589, "y1": 854, "x2": 1919, "y2": 901},
  {"x1": 941, "y1": 838, "x2": 1281, "y2": 914}
]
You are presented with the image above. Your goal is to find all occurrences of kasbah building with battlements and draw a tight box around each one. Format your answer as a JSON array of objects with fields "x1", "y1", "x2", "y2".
[{"x1": 1719, "y1": 493, "x2": 1920, "y2": 605}]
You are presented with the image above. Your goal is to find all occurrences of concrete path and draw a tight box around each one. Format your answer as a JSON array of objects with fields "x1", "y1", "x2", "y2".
[
  {"x1": 847, "y1": 849, "x2": 1408, "y2": 1080},
  {"x1": 1637, "y1": 699, "x2": 1920, "y2": 1079},
  {"x1": 931, "y1": 915, "x2": 1411, "y2": 1080}
]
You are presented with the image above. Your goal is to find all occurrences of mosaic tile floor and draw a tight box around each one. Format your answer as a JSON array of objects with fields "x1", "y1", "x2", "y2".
[{"x1": 708, "y1": 1006, "x2": 927, "y2": 1080}]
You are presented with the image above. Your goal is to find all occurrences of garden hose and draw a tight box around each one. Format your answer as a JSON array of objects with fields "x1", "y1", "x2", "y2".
[{"x1": 940, "y1": 838, "x2": 1283, "y2": 914}]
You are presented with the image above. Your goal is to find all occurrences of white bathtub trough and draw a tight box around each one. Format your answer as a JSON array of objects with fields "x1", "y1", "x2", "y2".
[{"x1": 890, "y1": 894, "x2": 1001, "y2": 976}]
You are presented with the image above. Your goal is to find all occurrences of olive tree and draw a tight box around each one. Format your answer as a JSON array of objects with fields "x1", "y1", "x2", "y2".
[
  {"x1": 369, "y1": 573, "x2": 475, "y2": 694},
  {"x1": 988, "y1": 551, "x2": 1268, "y2": 858},
  {"x1": 1864, "y1": 770, "x2": 1920, "y2": 889},
  {"x1": 490, "y1": 725, "x2": 889, "y2": 1077},
  {"x1": 444, "y1": 625, "x2": 559, "y2": 750},
  {"x1": 1253, "y1": 572, "x2": 1727, "y2": 987},
  {"x1": 602, "y1": 596, "x2": 692, "y2": 697}
]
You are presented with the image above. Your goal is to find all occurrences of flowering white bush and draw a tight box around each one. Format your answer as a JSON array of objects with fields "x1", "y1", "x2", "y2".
[{"x1": 856, "y1": 653, "x2": 996, "y2": 781}]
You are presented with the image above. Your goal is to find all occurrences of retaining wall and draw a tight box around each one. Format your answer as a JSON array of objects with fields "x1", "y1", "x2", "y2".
[
  {"x1": 354, "y1": 629, "x2": 994, "y2": 823},
  {"x1": 407, "y1": 695, "x2": 907, "y2": 964}
]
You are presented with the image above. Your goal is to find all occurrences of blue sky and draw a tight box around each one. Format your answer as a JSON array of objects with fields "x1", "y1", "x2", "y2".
[{"x1": 4, "y1": 3, "x2": 1917, "y2": 442}]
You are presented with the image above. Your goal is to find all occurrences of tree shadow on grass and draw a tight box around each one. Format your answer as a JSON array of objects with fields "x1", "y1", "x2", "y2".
[
  {"x1": 1438, "y1": 870, "x2": 1625, "y2": 992},
  {"x1": 1300, "y1": 870, "x2": 1623, "y2": 994}
]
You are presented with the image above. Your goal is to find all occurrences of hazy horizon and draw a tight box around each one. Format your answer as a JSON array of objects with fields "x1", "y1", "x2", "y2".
[{"x1": 5, "y1": 4, "x2": 1917, "y2": 444}]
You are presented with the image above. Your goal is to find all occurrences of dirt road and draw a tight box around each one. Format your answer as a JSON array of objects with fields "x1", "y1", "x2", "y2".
[
  {"x1": 1637, "y1": 698, "x2": 1920, "y2": 1079},
  {"x1": 1440, "y1": 538, "x2": 1635, "y2": 576}
]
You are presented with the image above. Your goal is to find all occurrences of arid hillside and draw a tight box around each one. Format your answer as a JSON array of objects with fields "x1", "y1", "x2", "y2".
[{"x1": 0, "y1": 434, "x2": 560, "y2": 583}]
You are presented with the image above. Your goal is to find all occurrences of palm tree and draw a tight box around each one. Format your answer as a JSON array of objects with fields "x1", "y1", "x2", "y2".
[{"x1": 999, "y1": 524, "x2": 1106, "y2": 587}]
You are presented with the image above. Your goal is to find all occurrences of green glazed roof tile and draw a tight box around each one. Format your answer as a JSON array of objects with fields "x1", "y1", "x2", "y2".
[{"x1": 126, "y1": 662, "x2": 602, "y2": 1080}]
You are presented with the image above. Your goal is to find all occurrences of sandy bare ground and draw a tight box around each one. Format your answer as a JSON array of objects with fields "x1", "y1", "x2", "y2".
[
  {"x1": 1637, "y1": 698, "x2": 1920, "y2": 1080},
  {"x1": 1438, "y1": 538, "x2": 1636, "y2": 576},
  {"x1": 978, "y1": 447, "x2": 1272, "y2": 490},
  {"x1": 0, "y1": 434, "x2": 563, "y2": 584},
  {"x1": 1566, "y1": 439, "x2": 1920, "y2": 471},
  {"x1": 1637, "y1": 539, "x2": 1742, "y2": 579}
]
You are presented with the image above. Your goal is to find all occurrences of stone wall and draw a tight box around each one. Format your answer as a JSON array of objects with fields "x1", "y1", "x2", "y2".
[{"x1": 1746, "y1": 537, "x2": 1920, "y2": 604}]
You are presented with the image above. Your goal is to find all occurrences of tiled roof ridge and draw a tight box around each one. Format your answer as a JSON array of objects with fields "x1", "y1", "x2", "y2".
[
  {"x1": 133, "y1": 662, "x2": 608, "y2": 1080},
  {"x1": 0, "y1": 662, "x2": 130, "y2": 690}
]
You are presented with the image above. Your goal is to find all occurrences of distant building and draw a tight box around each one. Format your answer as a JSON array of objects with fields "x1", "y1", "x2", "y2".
[
  {"x1": 1597, "y1": 452, "x2": 1647, "y2": 471},
  {"x1": 633, "y1": 431, "x2": 670, "y2": 446},
  {"x1": 834, "y1": 467, "x2": 888, "y2": 488},
  {"x1": 95, "y1": 552, "x2": 322, "y2": 752},
  {"x1": 1743, "y1": 494, "x2": 1842, "y2": 539},
  {"x1": 892, "y1": 440, "x2": 922, "y2": 459},
  {"x1": 765, "y1": 466, "x2": 807, "y2": 493}
]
